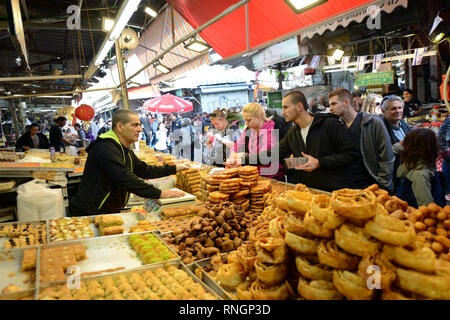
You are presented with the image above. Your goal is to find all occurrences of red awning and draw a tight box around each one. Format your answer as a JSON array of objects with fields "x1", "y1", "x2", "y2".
[{"x1": 169, "y1": 0, "x2": 383, "y2": 59}]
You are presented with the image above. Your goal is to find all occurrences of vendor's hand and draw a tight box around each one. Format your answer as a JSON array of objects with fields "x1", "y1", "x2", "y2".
[
  {"x1": 225, "y1": 152, "x2": 243, "y2": 168},
  {"x1": 176, "y1": 163, "x2": 191, "y2": 172},
  {"x1": 223, "y1": 140, "x2": 235, "y2": 148},
  {"x1": 295, "y1": 152, "x2": 320, "y2": 172},
  {"x1": 160, "y1": 189, "x2": 186, "y2": 199}
]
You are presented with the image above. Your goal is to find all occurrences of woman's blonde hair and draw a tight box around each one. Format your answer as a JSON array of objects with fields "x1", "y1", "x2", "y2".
[
  {"x1": 242, "y1": 102, "x2": 267, "y2": 120},
  {"x1": 361, "y1": 93, "x2": 382, "y2": 114}
]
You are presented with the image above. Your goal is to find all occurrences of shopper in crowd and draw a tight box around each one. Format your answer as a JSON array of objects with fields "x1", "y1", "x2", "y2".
[
  {"x1": 88, "y1": 119, "x2": 99, "y2": 140},
  {"x1": 49, "y1": 116, "x2": 74, "y2": 151},
  {"x1": 233, "y1": 102, "x2": 284, "y2": 180},
  {"x1": 140, "y1": 112, "x2": 152, "y2": 146},
  {"x1": 361, "y1": 93, "x2": 383, "y2": 115},
  {"x1": 154, "y1": 122, "x2": 169, "y2": 152},
  {"x1": 317, "y1": 95, "x2": 329, "y2": 113},
  {"x1": 202, "y1": 113, "x2": 211, "y2": 134},
  {"x1": 203, "y1": 108, "x2": 242, "y2": 167},
  {"x1": 69, "y1": 110, "x2": 188, "y2": 216},
  {"x1": 438, "y1": 116, "x2": 450, "y2": 197},
  {"x1": 397, "y1": 128, "x2": 446, "y2": 207},
  {"x1": 150, "y1": 115, "x2": 159, "y2": 148},
  {"x1": 98, "y1": 119, "x2": 112, "y2": 136},
  {"x1": 380, "y1": 95, "x2": 412, "y2": 193},
  {"x1": 352, "y1": 93, "x2": 363, "y2": 113},
  {"x1": 73, "y1": 123, "x2": 88, "y2": 148},
  {"x1": 308, "y1": 96, "x2": 318, "y2": 115},
  {"x1": 329, "y1": 88, "x2": 394, "y2": 190},
  {"x1": 173, "y1": 118, "x2": 194, "y2": 161},
  {"x1": 402, "y1": 88, "x2": 423, "y2": 118},
  {"x1": 15, "y1": 123, "x2": 50, "y2": 151},
  {"x1": 229, "y1": 90, "x2": 357, "y2": 191},
  {"x1": 39, "y1": 123, "x2": 49, "y2": 135}
]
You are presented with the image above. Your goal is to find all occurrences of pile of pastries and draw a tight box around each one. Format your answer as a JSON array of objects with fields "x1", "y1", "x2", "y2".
[
  {"x1": 49, "y1": 217, "x2": 94, "y2": 242},
  {"x1": 176, "y1": 168, "x2": 202, "y2": 196},
  {"x1": 128, "y1": 233, "x2": 177, "y2": 265},
  {"x1": 94, "y1": 215, "x2": 124, "y2": 236},
  {"x1": 160, "y1": 204, "x2": 208, "y2": 219},
  {"x1": 201, "y1": 184, "x2": 450, "y2": 300},
  {"x1": 40, "y1": 244, "x2": 87, "y2": 283},
  {"x1": 38, "y1": 265, "x2": 217, "y2": 300},
  {"x1": 1, "y1": 222, "x2": 47, "y2": 248},
  {"x1": 161, "y1": 202, "x2": 258, "y2": 264},
  {"x1": 128, "y1": 220, "x2": 157, "y2": 233}
]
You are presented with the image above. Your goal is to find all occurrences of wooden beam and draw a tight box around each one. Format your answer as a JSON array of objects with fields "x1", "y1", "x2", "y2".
[{"x1": 0, "y1": 74, "x2": 82, "y2": 82}]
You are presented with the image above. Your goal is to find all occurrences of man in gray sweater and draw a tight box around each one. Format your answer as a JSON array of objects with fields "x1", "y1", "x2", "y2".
[{"x1": 329, "y1": 88, "x2": 395, "y2": 191}]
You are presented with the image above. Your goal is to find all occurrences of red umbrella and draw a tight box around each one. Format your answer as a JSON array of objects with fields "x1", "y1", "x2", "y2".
[{"x1": 142, "y1": 93, "x2": 193, "y2": 113}]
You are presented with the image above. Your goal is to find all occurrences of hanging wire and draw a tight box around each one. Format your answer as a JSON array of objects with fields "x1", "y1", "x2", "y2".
[
  {"x1": 84, "y1": 1, "x2": 96, "y2": 59},
  {"x1": 71, "y1": 31, "x2": 79, "y2": 72}
]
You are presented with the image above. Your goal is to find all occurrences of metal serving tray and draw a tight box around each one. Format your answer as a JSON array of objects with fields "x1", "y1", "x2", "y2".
[
  {"x1": 0, "y1": 247, "x2": 39, "y2": 297},
  {"x1": 41, "y1": 231, "x2": 179, "y2": 281},
  {"x1": 48, "y1": 212, "x2": 149, "y2": 243},
  {"x1": 37, "y1": 260, "x2": 221, "y2": 300},
  {"x1": 0, "y1": 220, "x2": 49, "y2": 249}
]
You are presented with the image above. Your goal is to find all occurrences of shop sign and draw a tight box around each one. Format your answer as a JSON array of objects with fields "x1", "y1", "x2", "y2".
[
  {"x1": 355, "y1": 71, "x2": 393, "y2": 87},
  {"x1": 252, "y1": 37, "x2": 300, "y2": 70}
]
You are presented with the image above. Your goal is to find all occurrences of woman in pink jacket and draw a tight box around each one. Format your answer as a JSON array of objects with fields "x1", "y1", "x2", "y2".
[{"x1": 233, "y1": 103, "x2": 284, "y2": 180}]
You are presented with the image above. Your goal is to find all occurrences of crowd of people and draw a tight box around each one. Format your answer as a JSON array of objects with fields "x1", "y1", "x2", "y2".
[{"x1": 13, "y1": 85, "x2": 449, "y2": 210}]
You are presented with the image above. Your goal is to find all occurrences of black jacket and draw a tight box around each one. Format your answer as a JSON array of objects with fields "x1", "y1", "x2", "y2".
[
  {"x1": 49, "y1": 125, "x2": 64, "y2": 150},
  {"x1": 245, "y1": 113, "x2": 357, "y2": 191},
  {"x1": 15, "y1": 132, "x2": 49, "y2": 151},
  {"x1": 69, "y1": 130, "x2": 176, "y2": 216}
]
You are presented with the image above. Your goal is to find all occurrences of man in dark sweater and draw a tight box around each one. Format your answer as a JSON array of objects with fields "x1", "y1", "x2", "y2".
[
  {"x1": 69, "y1": 110, "x2": 187, "y2": 216},
  {"x1": 15, "y1": 123, "x2": 50, "y2": 151},
  {"x1": 229, "y1": 90, "x2": 357, "y2": 191}
]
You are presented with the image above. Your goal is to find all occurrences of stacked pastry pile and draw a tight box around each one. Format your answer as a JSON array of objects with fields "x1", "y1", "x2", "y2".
[
  {"x1": 49, "y1": 217, "x2": 94, "y2": 242},
  {"x1": 248, "y1": 180, "x2": 272, "y2": 214},
  {"x1": 367, "y1": 185, "x2": 450, "y2": 261},
  {"x1": 128, "y1": 233, "x2": 177, "y2": 264},
  {"x1": 160, "y1": 204, "x2": 208, "y2": 219},
  {"x1": 204, "y1": 185, "x2": 450, "y2": 300},
  {"x1": 128, "y1": 220, "x2": 157, "y2": 233},
  {"x1": 176, "y1": 168, "x2": 202, "y2": 195},
  {"x1": 94, "y1": 215, "x2": 124, "y2": 236},
  {"x1": 38, "y1": 265, "x2": 217, "y2": 300},
  {"x1": 1, "y1": 222, "x2": 47, "y2": 249},
  {"x1": 161, "y1": 203, "x2": 258, "y2": 264},
  {"x1": 39, "y1": 244, "x2": 87, "y2": 283}
]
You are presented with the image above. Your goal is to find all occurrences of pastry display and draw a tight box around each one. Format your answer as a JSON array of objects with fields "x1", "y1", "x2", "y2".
[
  {"x1": 38, "y1": 265, "x2": 217, "y2": 300},
  {"x1": 151, "y1": 216, "x2": 201, "y2": 233},
  {"x1": 128, "y1": 233, "x2": 177, "y2": 264},
  {"x1": 49, "y1": 217, "x2": 94, "y2": 242},
  {"x1": 161, "y1": 202, "x2": 259, "y2": 264},
  {"x1": 21, "y1": 248, "x2": 37, "y2": 271},
  {"x1": 176, "y1": 168, "x2": 202, "y2": 195},
  {"x1": 1, "y1": 222, "x2": 47, "y2": 248},
  {"x1": 160, "y1": 204, "x2": 208, "y2": 219},
  {"x1": 128, "y1": 220, "x2": 158, "y2": 233},
  {"x1": 39, "y1": 244, "x2": 87, "y2": 283},
  {"x1": 96, "y1": 215, "x2": 124, "y2": 236}
]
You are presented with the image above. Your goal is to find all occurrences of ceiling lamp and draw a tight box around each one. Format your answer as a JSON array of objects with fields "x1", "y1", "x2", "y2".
[
  {"x1": 153, "y1": 61, "x2": 171, "y2": 74},
  {"x1": 109, "y1": 0, "x2": 142, "y2": 41},
  {"x1": 332, "y1": 48, "x2": 345, "y2": 61},
  {"x1": 183, "y1": 37, "x2": 210, "y2": 53},
  {"x1": 102, "y1": 17, "x2": 114, "y2": 32},
  {"x1": 285, "y1": 0, "x2": 328, "y2": 14},
  {"x1": 144, "y1": 6, "x2": 157, "y2": 17}
]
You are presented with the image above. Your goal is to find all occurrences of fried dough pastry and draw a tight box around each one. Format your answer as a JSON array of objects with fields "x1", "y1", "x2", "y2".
[
  {"x1": 250, "y1": 280, "x2": 291, "y2": 300},
  {"x1": 332, "y1": 270, "x2": 375, "y2": 300},
  {"x1": 284, "y1": 190, "x2": 313, "y2": 215},
  {"x1": 297, "y1": 277, "x2": 343, "y2": 300},
  {"x1": 331, "y1": 189, "x2": 377, "y2": 219},
  {"x1": 365, "y1": 213, "x2": 416, "y2": 246},
  {"x1": 249, "y1": 221, "x2": 271, "y2": 243},
  {"x1": 254, "y1": 260, "x2": 288, "y2": 285},
  {"x1": 304, "y1": 212, "x2": 334, "y2": 238},
  {"x1": 295, "y1": 255, "x2": 333, "y2": 281},
  {"x1": 383, "y1": 243, "x2": 436, "y2": 273},
  {"x1": 357, "y1": 252, "x2": 396, "y2": 290},
  {"x1": 269, "y1": 216, "x2": 286, "y2": 239},
  {"x1": 395, "y1": 268, "x2": 450, "y2": 300},
  {"x1": 310, "y1": 194, "x2": 333, "y2": 223},
  {"x1": 283, "y1": 213, "x2": 310, "y2": 236},
  {"x1": 335, "y1": 224, "x2": 381, "y2": 257},
  {"x1": 285, "y1": 231, "x2": 319, "y2": 255},
  {"x1": 237, "y1": 242, "x2": 257, "y2": 272},
  {"x1": 255, "y1": 237, "x2": 288, "y2": 264},
  {"x1": 317, "y1": 240, "x2": 359, "y2": 270},
  {"x1": 216, "y1": 263, "x2": 245, "y2": 289}
]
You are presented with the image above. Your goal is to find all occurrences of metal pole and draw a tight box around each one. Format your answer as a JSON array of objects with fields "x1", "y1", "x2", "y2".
[
  {"x1": 8, "y1": 100, "x2": 20, "y2": 139},
  {"x1": 121, "y1": 0, "x2": 251, "y2": 87},
  {"x1": 115, "y1": 40, "x2": 130, "y2": 110}
]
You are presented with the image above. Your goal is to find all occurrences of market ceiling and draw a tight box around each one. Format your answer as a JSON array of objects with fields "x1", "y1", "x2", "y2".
[
  {"x1": 0, "y1": 0, "x2": 167, "y2": 101},
  {"x1": 169, "y1": 0, "x2": 399, "y2": 60}
]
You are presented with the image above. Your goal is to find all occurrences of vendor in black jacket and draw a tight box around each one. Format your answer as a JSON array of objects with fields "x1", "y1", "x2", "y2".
[
  {"x1": 15, "y1": 123, "x2": 50, "y2": 151},
  {"x1": 228, "y1": 90, "x2": 357, "y2": 191},
  {"x1": 69, "y1": 110, "x2": 186, "y2": 216}
]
